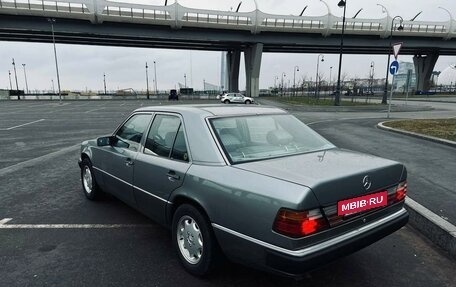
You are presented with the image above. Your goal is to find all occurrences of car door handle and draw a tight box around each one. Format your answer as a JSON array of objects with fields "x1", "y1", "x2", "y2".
[
  {"x1": 167, "y1": 171, "x2": 180, "y2": 181},
  {"x1": 125, "y1": 158, "x2": 134, "y2": 167}
]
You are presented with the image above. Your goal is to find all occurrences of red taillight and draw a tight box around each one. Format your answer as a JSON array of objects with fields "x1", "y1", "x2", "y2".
[
  {"x1": 273, "y1": 208, "x2": 328, "y2": 238},
  {"x1": 396, "y1": 181, "x2": 407, "y2": 201}
]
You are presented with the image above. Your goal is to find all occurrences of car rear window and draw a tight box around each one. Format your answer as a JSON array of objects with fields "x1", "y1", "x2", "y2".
[{"x1": 210, "y1": 114, "x2": 335, "y2": 164}]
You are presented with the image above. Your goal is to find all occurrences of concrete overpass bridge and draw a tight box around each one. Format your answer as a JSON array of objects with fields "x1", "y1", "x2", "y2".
[{"x1": 1, "y1": 0, "x2": 455, "y2": 96}]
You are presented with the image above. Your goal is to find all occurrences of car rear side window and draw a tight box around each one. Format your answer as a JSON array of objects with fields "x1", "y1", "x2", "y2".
[{"x1": 144, "y1": 115, "x2": 189, "y2": 162}]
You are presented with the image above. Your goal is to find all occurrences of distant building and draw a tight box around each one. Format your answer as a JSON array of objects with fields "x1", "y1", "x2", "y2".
[{"x1": 394, "y1": 61, "x2": 416, "y2": 92}]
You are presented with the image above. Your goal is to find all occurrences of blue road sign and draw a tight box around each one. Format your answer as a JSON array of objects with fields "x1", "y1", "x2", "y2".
[{"x1": 390, "y1": 60, "x2": 400, "y2": 75}]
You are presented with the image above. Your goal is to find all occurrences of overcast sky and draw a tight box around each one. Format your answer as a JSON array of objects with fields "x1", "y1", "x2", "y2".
[{"x1": 1, "y1": 0, "x2": 456, "y2": 92}]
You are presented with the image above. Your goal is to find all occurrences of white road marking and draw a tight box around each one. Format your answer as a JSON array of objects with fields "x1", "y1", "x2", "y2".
[
  {"x1": 85, "y1": 107, "x2": 106, "y2": 113},
  {"x1": 0, "y1": 218, "x2": 12, "y2": 224},
  {"x1": 0, "y1": 218, "x2": 152, "y2": 229},
  {"x1": 120, "y1": 102, "x2": 126, "y2": 106},
  {"x1": 2, "y1": 119, "x2": 45, "y2": 130},
  {"x1": 306, "y1": 119, "x2": 335, "y2": 126},
  {"x1": 0, "y1": 144, "x2": 79, "y2": 177}
]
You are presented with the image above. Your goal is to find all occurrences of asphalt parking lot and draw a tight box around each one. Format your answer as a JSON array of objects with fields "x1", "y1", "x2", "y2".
[{"x1": 0, "y1": 100, "x2": 455, "y2": 286}]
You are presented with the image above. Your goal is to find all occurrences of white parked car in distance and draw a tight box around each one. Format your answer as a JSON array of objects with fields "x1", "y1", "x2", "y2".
[{"x1": 220, "y1": 93, "x2": 254, "y2": 104}]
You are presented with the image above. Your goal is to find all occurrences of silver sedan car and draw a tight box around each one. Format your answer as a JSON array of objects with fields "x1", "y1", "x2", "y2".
[
  {"x1": 78, "y1": 105, "x2": 408, "y2": 277},
  {"x1": 220, "y1": 93, "x2": 254, "y2": 104}
]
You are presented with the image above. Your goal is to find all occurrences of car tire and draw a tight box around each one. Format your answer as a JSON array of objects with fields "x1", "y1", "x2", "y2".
[
  {"x1": 223, "y1": 100, "x2": 230, "y2": 104},
  {"x1": 172, "y1": 204, "x2": 219, "y2": 276},
  {"x1": 245, "y1": 100, "x2": 251, "y2": 104},
  {"x1": 80, "y1": 158, "x2": 102, "y2": 200}
]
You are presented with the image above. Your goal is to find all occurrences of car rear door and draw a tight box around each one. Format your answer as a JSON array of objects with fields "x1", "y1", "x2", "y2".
[
  {"x1": 97, "y1": 113, "x2": 153, "y2": 206},
  {"x1": 133, "y1": 113, "x2": 191, "y2": 225}
]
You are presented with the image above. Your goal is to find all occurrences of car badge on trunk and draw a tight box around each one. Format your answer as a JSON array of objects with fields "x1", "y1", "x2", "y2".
[{"x1": 362, "y1": 175, "x2": 372, "y2": 191}]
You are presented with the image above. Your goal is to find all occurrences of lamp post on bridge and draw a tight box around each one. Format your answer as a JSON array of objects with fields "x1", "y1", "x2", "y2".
[
  {"x1": 334, "y1": 0, "x2": 347, "y2": 106},
  {"x1": 293, "y1": 66, "x2": 299, "y2": 97},
  {"x1": 382, "y1": 16, "x2": 404, "y2": 104},
  {"x1": 48, "y1": 18, "x2": 62, "y2": 104},
  {"x1": 184, "y1": 73, "x2": 187, "y2": 88},
  {"x1": 315, "y1": 54, "x2": 324, "y2": 98}
]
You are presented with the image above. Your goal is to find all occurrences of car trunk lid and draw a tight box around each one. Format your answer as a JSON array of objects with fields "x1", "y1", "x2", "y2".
[{"x1": 234, "y1": 148, "x2": 405, "y2": 207}]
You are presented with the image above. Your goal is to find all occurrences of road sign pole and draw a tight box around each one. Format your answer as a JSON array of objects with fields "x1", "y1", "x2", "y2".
[{"x1": 387, "y1": 74, "x2": 395, "y2": 119}]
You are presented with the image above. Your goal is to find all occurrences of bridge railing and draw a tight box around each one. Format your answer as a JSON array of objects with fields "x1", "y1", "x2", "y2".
[
  {"x1": 0, "y1": 0, "x2": 455, "y2": 39},
  {"x1": 0, "y1": 0, "x2": 89, "y2": 13}
]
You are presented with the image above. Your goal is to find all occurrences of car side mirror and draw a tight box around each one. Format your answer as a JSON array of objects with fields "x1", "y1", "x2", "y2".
[{"x1": 97, "y1": 136, "x2": 114, "y2": 147}]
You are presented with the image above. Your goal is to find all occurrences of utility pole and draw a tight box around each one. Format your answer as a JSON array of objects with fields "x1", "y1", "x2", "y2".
[
  {"x1": 22, "y1": 64, "x2": 29, "y2": 94},
  {"x1": 145, "y1": 62, "x2": 150, "y2": 99}
]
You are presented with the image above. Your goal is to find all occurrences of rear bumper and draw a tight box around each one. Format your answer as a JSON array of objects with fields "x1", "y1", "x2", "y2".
[{"x1": 213, "y1": 208, "x2": 408, "y2": 277}]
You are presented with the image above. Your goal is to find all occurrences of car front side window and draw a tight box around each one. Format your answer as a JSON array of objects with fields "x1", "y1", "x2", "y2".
[{"x1": 114, "y1": 114, "x2": 152, "y2": 151}]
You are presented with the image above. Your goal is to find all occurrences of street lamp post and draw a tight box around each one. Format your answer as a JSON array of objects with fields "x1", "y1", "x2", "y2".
[
  {"x1": 103, "y1": 73, "x2": 107, "y2": 94},
  {"x1": 184, "y1": 73, "x2": 187, "y2": 88},
  {"x1": 315, "y1": 54, "x2": 324, "y2": 98},
  {"x1": 48, "y1": 18, "x2": 62, "y2": 104},
  {"x1": 293, "y1": 66, "x2": 299, "y2": 97},
  {"x1": 8, "y1": 70, "x2": 13, "y2": 90},
  {"x1": 12, "y1": 58, "x2": 20, "y2": 100},
  {"x1": 329, "y1": 66, "x2": 333, "y2": 91},
  {"x1": 369, "y1": 61, "x2": 375, "y2": 94},
  {"x1": 153, "y1": 61, "x2": 158, "y2": 95},
  {"x1": 51, "y1": 79, "x2": 55, "y2": 94},
  {"x1": 22, "y1": 64, "x2": 29, "y2": 94},
  {"x1": 334, "y1": 0, "x2": 347, "y2": 106},
  {"x1": 382, "y1": 16, "x2": 404, "y2": 104},
  {"x1": 281, "y1": 72, "x2": 286, "y2": 96},
  {"x1": 145, "y1": 62, "x2": 150, "y2": 99}
]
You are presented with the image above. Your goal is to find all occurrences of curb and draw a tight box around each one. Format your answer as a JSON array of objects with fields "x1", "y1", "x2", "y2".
[
  {"x1": 377, "y1": 121, "x2": 456, "y2": 148},
  {"x1": 378, "y1": 121, "x2": 456, "y2": 258},
  {"x1": 405, "y1": 198, "x2": 456, "y2": 260}
]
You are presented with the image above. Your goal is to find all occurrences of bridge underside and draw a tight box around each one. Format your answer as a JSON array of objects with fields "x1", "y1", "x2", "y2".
[
  {"x1": 1, "y1": 15, "x2": 454, "y2": 96},
  {"x1": 2, "y1": 15, "x2": 456, "y2": 55}
]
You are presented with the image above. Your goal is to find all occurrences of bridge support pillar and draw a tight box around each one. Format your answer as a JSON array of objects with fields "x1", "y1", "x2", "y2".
[
  {"x1": 226, "y1": 50, "x2": 241, "y2": 92},
  {"x1": 244, "y1": 43, "x2": 263, "y2": 98},
  {"x1": 413, "y1": 52, "x2": 439, "y2": 91}
]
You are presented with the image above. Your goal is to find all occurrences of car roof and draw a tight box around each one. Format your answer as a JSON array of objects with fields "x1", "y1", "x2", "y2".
[{"x1": 134, "y1": 104, "x2": 286, "y2": 117}]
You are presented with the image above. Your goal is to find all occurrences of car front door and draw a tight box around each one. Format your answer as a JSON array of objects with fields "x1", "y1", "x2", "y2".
[
  {"x1": 133, "y1": 113, "x2": 191, "y2": 225},
  {"x1": 233, "y1": 93, "x2": 244, "y2": 103},
  {"x1": 97, "y1": 113, "x2": 152, "y2": 206}
]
